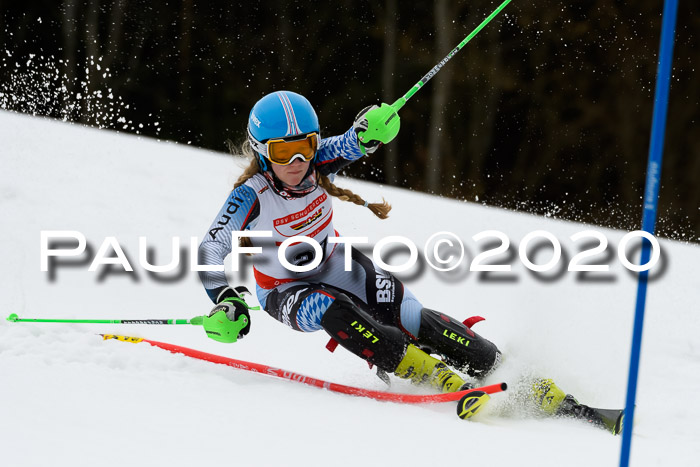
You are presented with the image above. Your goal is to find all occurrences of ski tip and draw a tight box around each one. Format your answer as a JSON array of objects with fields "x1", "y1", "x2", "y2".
[
  {"x1": 6, "y1": 313, "x2": 18, "y2": 322},
  {"x1": 612, "y1": 410, "x2": 625, "y2": 435},
  {"x1": 500, "y1": 382, "x2": 508, "y2": 391},
  {"x1": 101, "y1": 334, "x2": 144, "y2": 344}
]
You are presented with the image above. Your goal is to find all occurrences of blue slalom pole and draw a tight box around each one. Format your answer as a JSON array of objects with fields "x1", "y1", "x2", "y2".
[{"x1": 619, "y1": 1, "x2": 678, "y2": 466}]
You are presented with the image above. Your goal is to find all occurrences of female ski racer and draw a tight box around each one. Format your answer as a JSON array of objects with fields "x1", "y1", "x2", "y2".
[{"x1": 197, "y1": 91, "x2": 622, "y2": 432}]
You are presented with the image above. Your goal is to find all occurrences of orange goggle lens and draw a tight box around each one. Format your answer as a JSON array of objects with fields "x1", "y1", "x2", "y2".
[{"x1": 266, "y1": 133, "x2": 319, "y2": 165}]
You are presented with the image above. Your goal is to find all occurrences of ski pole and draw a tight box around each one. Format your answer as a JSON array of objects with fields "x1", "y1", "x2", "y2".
[
  {"x1": 358, "y1": 0, "x2": 513, "y2": 145},
  {"x1": 391, "y1": 0, "x2": 513, "y2": 112},
  {"x1": 6, "y1": 313, "x2": 204, "y2": 326}
]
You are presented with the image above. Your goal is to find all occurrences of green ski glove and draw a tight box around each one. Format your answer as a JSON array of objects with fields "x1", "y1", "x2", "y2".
[
  {"x1": 202, "y1": 286, "x2": 259, "y2": 343},
  {"x1": 353, "y1": 103, "x2": 400, "y2": 154}
]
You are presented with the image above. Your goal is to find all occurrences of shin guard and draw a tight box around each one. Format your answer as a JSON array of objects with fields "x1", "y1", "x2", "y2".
[
  {"x1": 417, "y1": 308, "x2": 501, "y2": 377},
  {"x1": 320, "y1": 294, "x2": 408, "y2": 372}
]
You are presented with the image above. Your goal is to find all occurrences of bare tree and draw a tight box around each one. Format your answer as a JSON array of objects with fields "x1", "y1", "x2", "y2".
[
  {"x1": 105, "y1": 0, "x2": 127, "y2": 71},
  {"x1": 62, "y1": 0, "x2": 80, "y2": 118},
  {"x1": 382, "y1": 0, "x2": 398, "y2": 184},
  {"x1": 464, "y1": 23, "x2": 501, "y2": 197},
  {"x1": 426, "y1": 0, "x2": 453, "y2": 193},
  {"x1": 179, "y1": 0, "x2": 193, "y2": 98}
]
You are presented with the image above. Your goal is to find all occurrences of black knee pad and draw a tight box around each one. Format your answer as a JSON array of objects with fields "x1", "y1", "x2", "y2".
[
  {"x1": 320, "y1": 294, "x2": 408, "y2": 372},
  {"x1": 417, "y1": 308, "x2": 501, "y2": 377}
]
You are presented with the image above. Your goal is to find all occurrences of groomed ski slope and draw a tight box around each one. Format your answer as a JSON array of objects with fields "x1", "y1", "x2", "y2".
[{"x1": 1, "y1": 111, "x2": 698, "y2": 467}]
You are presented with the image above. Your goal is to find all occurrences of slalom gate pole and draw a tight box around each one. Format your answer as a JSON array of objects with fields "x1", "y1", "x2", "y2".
[
  {"x1": 6, "y1": 313, "x2": 204, "y2": 326},
  {"x1": 620, "y1": 1, "x2": 678, "y2": 466},
  {"x1": 391, "y1": 0, "x2": 512, "y2": 112},
  {"x1": 102, "y1": 334, "x2": 508, "y2": 404}
]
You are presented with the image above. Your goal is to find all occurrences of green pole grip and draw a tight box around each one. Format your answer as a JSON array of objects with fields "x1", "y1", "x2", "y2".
[
  {"x1": 391, "y1": 98, "x2": 407, "y2": 113},
  {"x1": 202, "y1": 312, "x2": 248, "y2": 343}
]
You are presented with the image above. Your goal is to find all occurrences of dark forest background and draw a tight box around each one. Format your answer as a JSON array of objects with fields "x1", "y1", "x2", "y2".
[{"x1": 1, "y1": 1, "x2": 698, "y2": 241}]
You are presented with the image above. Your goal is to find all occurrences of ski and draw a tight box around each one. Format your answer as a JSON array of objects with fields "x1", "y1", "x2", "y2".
[
  {"x1": 101, "y1": 334, "x2": 507, "y2": 404},
  {"x1": 586, "y1": 407, "x2": 625, "y2": 435}
]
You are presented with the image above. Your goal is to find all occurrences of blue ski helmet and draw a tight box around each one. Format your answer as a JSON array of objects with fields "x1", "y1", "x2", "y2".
[{"x1": 247, "y1": 91, "x2": 320, "y2": 171}]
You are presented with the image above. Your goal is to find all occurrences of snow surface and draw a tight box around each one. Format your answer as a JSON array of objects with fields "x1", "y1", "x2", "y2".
[{"x1": 1, "y1": 111, "x2": 698, "y2": 467}]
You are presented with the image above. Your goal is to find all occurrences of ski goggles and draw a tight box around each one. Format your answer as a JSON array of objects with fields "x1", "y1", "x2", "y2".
[{"x1": 249, "y1": 130, "x2": 319, "y2": 166}]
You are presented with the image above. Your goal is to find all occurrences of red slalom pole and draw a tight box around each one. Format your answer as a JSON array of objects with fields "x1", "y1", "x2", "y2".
[{"x1": 103, "y1": 334, "x2": 507, "y2": 404}]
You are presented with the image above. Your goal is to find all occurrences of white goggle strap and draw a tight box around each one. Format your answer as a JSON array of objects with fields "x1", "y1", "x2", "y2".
[{"x1": 247, "y1": 127, "x2": 268, "y2": 158}]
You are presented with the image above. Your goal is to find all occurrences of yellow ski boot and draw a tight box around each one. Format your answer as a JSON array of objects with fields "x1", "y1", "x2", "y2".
[
  {"x1": 531, "y1": 378, "x2": 624, "y2": 434},
  {"x1": 531, "y1": 378, "x2": 567, "y2": 414},
  {"x1": 394, "y1": 344, "x2": 466, "y2": 393}
]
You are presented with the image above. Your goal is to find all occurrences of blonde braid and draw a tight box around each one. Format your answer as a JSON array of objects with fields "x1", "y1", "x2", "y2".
[{"x1": 318, "y1": 174, "x2": 391, "y2": 219}]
